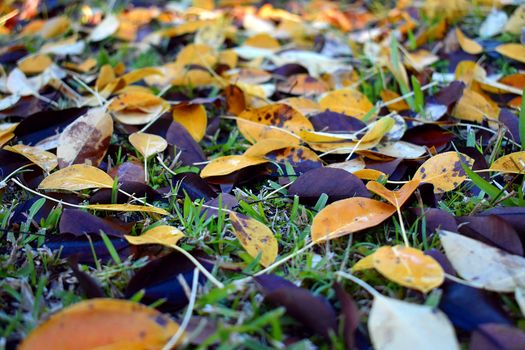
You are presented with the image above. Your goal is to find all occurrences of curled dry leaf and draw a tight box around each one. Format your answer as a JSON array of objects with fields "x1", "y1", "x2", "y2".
[
  {"x1": 366, "y1": 179, "x2": 420, "y2": 209},
  {"x1": 108, "y1": 91, "x2": 168, "y2": 125},
  {"x1": 439, "y1": 230, "x2": 525, "y2": 292},
  {"x1": 38, "y1": 164, "x2": 114, "y2": 191},
  {"x1": 490, "y1": 151, "x2": 525, "y2": 174},
  {"x1": 172, "y1": 104, "x2": 207, "y2": 142},
  {"x1": 125, "y1": 225, "x2": 185, "y2": 247},
  {"x1": 237, "y1": 103, "x2": 312, "y2": 144},
  {"x1": 229, "y1": 212, "x2": 278, "y2": 267},
  {"x1": 369, "y1": 295, "x2": 459, "y2": 350},
  {"x1": 86, "y1": 203, "x2": 169, "y2": 216},
  {"x1": 129, "y1": 132, "x2": 168, "y2": 159},
  {"x1": 18, "y1": 298, "x2": 181, "y2": 350},
  {"x1": 354, "y1": 245, "x2": 445, "y2": 293},
  {"x1": 57, "y1": 107, "x2": 113, "y2": 168},
  {"x1": 4, "y1": 144, "x2": 57, "y2": 172},
  {"x1": 200, "y1": 155, "x2": 268, "y2": 178},
  {"x1": 311, "y1": 197, "x2": 396, "y2": 242},
  {"x1": 413, "y1": 151, "x2": 474, "y2": 193}
]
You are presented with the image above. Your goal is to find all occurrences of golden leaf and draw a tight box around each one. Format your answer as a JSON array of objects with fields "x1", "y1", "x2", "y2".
[
  {"x1": 38, "y1": 164, "x2": 114, "y2": 191},
  {"x1": 4, "y1": 144, "x2": 57, "y2": 172},
  {"x1": 414, "y1": 151, "x2": 474, "y2": 193},
  {"x1": 125, "y1": 225, "x2": 184, "y2": 247},
  {"x1": 490, "y1": 151, "x2": 525, "y2": 174},
  {"x1": 229, "y1": 212, "x2": 278, "y2": 267}
]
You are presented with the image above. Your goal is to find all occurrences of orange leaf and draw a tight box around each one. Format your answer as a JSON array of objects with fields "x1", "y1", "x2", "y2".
[
  {"x1": 366, "y1": 179, "x2": 420, "y2": 209},
  {"x1": 19, "y1": 299, "x2": 180, "y2": 350},
  {"x1": 311, "y1": 198, "x2": 396, "y2": 242}
]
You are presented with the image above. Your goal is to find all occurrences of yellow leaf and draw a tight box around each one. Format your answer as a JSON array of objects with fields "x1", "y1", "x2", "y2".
[
  {"x1": 109, "y1": 91, "x2": 168, "y2": 125},
  {"x1": 229, "y1": 212, "x2": 278, "y2": 267},
  {"x1": 244, "y1": 138, "x2": 290, "y2": 157},
  {"x1": 352, "y1": 253, "x2": 376, "y2": 272},
  {"x1": 201, "y1": 155, "x2": 268, "y2": 178},
  {"x1": 496, "y1": 43, "x2": 525, "y2": 64},
  {"x1": 414, "y1": 151, "x2": 474, "y2": 193},
  {"x1": 245, "y1": 33, "x2": 280, "y2": 49},
  {"x1": 237, "y1": 104, "x2": 311, "y2": 144},
  {"x1": 86, "y1": 204, "x2": 169, "y2": 216},
  {"x1": 120, "y1": 67, "x2": 163, "y2": 86},
  {"x1": 505, "y1": 5, "x2": 525, "y2": 35},
  {"x1": 172, "y1": 104, "x2": 207, "y2": 142},
  {"x1": 372, "y1": 245, "x2": 444, "y2": 293},
  {"x1": 39, "y1": 16, "x2": 70, "y2": 39},
  {"x1": 455, "y1": 28, "x2": 483, "y2": 55},
  {"x1": 280, "y1": 97, "x2": 321, "y2": 116},
  {"x1": 4, "y1": 144, "x2": 57, "y2": 172},
  {"x1": 38, "y1": 164, "x2": 114, "y2": 191},
  {"x1": 0, "y1": 123, "x2": 18, "y2": 147},
  {"x1": 452, "y1": 89, "x2": 499, "y2": 124},
  {"x1": 17, "y1": 54, "x2": 53, "y2": 75},
  {"x1": 311, "y1": 198, "x2": 396, "y2": 242},
  {"x1": 366, "y1": 179, "x2": 420, "y2": 209},
  {"x1": 125, "y1": 225, "x2": 184, "y2": 247},
  {"x1": 319, "y1": 89, "x2": 374, "y2": 120},
  {"x1": 490, "y1": 151, "x2": 525, "y2": 174},
  {"x1": 19, "y1": 299, "x2": 181, "y2": 350},
  {"x1": 353, "y1": 169, "x2": 386, "y2": 181},
  {"x1": 128, "y1": 132, "x2": 168, "y2": 159},
  {"x1": 380, "y1": 89, "x2": 410, "y2": 112}
]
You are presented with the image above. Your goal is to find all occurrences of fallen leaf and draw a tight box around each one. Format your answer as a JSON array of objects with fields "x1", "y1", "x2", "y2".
[
  {"x1": 455, "y1": 28, "x2": 483, "y2": 55},
  {"x1": 129, "y1": 132, "x2": 168, "y2": 159},
  {"x1": 86, "y1": 203, "x2": 170, "y2": 216},
  {"x1": 4, "y1": 144, "x2": 57, "y2": 172},
  {"x1": 237, "y1": 103, "x2": 312, "y2": 144},
  {"x1": 369, "y1": 295, "x2": 459, "y2": 350},
  {"x1": 439, "y1": 230, "x2": 525, "y2": 292},
  {"x1": 125, "y1": 225, "x2": 185, "y2": 247},
  {"x1": 38, "y1": 164, "x2": 114, "y2": 191},
  {"x1": 18, "y1": 299, "x2": 180, "y2": 350},
  {"x1": 311, "y1": 197, "x2": 396, "y2": 242},
  {"x1": 109, "y1": 91, "x2": 168, "y2": 125},
  {"x1": 366, "y1": 179, "x2": 420, "y2": 208},
  {"x1": 200, "y1": 155, "x2": 268, "y2": 178},
  {"x1": 88, "y1": 14, "x2": 119, "y2": 42},
  {"x1": 57, "y1": 107, "x2": 113, "y2": 168},
  {"x1": 496, "y1": 43, "x2": 525, "y2": 64},
  {"x1": 17, "y1": 54, "x2": 53, "y2": 75},
  {"x1": 172, "y1": 104, "x2": 207, "y2": 142},
  {"x1": 490, "y1": 151, "x2": 525, "y2": 174},
  {"x1": 414, "y1": 152, "x2": 474, "y2": 193},
  {"x1": 229, "y1": 212, "x2": 278, "y2": 267},
  {"x1": 319, "y1": 89, "x2": 374, "y2": 120},
  {"x1": 366, "y1": 245, "x2": 445, "y2": 293}
]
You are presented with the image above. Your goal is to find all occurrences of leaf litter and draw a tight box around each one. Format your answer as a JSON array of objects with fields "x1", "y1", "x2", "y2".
[{"x1": 1, "y1": 0, "x2": 525, "y2": 349}]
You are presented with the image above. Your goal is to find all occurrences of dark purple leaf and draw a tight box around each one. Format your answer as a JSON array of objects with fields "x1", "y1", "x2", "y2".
[
  {"x1": 166, "y1": 121, "x2": 206, "y2": 168},
  {"x1": 256, "y1": 274, "x2": 337, "y2": 338},
  {"x1": 499, "y1": 109, "x2": 521, "y2": 144},
  {"x1": 425, "y1": 249, "x2": 456, "y2": 275},
  {"x1": 89, "y1": 181, "x2": 162, "y2": 204},
  {"x1": 480, "y1": 207, "x2": 525, "y2": 242},
  {"x1": 334, "y1": 282, "x2": 359, "y2": 350},
  {"x1": 403, "y1": 124, "x2": 455, "y2": 148},
  {"x1": 126, "y1": 251, "x2": 212, "y2": 311},
  {"x1": 59, "y1": 209, "x2": 131, "y2": 238},
  {"x1": 68, "y1": 257, "x2": 105, "y2": 298},
  {"x1": 456, "y1": 215, "x2": 523, "y2": 256},
  {"x1": 469, "y1": 323, "x2": 525, "y2": 350},
  {"x1": 271, "y1": 64, "x2": 309, "y2": 77},
  {"x1": 203, "y1": 193, "x2": 238, "y2": 219},
  {"x1": 172, "y1": 172, "x2": 217, "y2": 201},
  {"x1": 108, "y1": 161, "x2": 145, "y2": 183},
  {"x1": 44, "y1": 234, "x2": 131, "y2": 264},
  {"x1": 310, "y1": 111, "x2": 366, "y2": 133},
  {"x1": 289, "y1": 167, "x2": 370, "y2": 204},
  {"x1": 439, "y1": 282, "x2": 512, "y2": 331},
  {"x1": 14, "y1": 107, "x2": 87, "y2": 146},
  {"x1": 434, "y1": 81, "x2": 466, "y2": 107}
]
